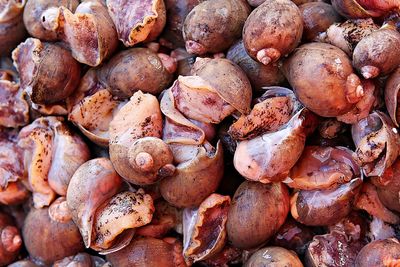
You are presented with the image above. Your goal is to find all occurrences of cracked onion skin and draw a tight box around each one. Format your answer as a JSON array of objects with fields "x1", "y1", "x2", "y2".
[
  {"x1": 0, "y1": 0, "x2": 27, "y2": 57},
  {"x1": 12, "y1": 38, "x2": 81, "y2": 105},
  {"x1": 283, "y1": 42, "x2": 364, "y2": 117},
  {"x1": 243, "y1": 0, "x2": 303, "y2": 65},
  {"x1": 226, "y1": 181, "x2": 289, "y2": 249},
  {"x1": 183, "y1": 0, "x2": 250, "y2": 55},
  {"x1": 23, "y1": 0, "x2": 79, "y2": 40},
  {"x1": 355, "y1": 238, "x2": 400, "y2": 267},
  {"x1": 23, "y1": 197, "x2": 84, "y2": 265},
  {"x1": 106, "y1": 237, "x2": 186, "y2": 267}
]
